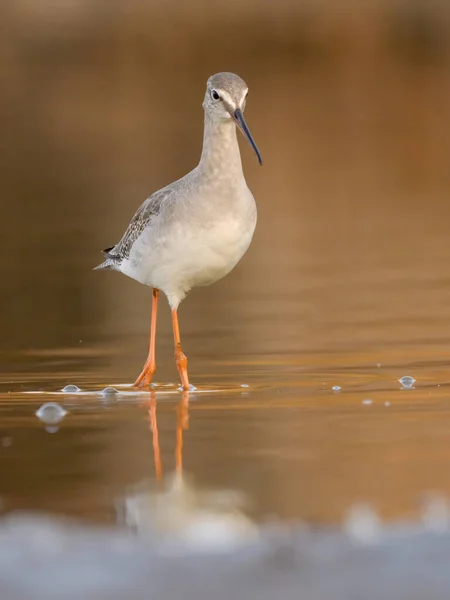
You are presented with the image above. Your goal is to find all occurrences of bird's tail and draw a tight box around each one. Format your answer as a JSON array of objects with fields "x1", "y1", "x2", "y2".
[
  {"x1": 94, "y1": 245, "x2": 121, "y2": 271},
  {"x1": 93, "y1": 259, "x2": 117, "y2": 271}
]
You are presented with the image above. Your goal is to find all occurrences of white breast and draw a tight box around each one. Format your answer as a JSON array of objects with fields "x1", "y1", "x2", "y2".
[{"x1": 120, "y1": 193, "x2": 257, "y2": 308}]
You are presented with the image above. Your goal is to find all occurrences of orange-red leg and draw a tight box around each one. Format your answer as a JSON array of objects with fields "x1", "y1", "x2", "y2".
[
  {"x1": 134, "y1": 288, "x2": 159, "y2": 387},
  {"x1": 171, "y1": 308, "x2": 190, "y2": 391},
  {"x1": 175, "y1": 393, "x2": 189, "y2": 474},
  {"x1": 148, "y1": 394, "x2": 162, "y2": 481}
]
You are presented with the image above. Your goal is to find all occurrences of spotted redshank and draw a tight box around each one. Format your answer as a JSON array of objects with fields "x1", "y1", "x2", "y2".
[{"x1": 95, "y1": 72, "x2": 262, "y2": 390}]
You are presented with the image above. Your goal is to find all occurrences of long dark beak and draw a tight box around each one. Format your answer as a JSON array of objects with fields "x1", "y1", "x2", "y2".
[{"x1": 233, "y1": 108, "x2": 263, "y2": 166}]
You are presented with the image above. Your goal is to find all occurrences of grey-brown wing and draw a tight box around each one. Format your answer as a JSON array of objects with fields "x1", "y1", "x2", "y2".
[{"x1": 104, "y1": 188, "x2": 169, "y2": 261}]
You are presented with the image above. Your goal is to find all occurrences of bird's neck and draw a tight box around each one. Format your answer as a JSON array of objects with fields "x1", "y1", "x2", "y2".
[{"x1": 198, "y1": 114, "x2": 244, "y2": 180}]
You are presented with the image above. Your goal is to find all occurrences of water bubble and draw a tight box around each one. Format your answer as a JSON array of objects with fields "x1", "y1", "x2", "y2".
[
  {"x1": 1, "y1": 437, "x2": 12, "y2": 447},
  {"x1": 362, "y1": 399, "x2": 373, "y2": 405},
  {"x1": 36, "y1": 403, "x2": 68, "y2": 425},
  {"x1": 241, "y1": 384, "x2": 249, "y2": 388},
  {"x1": 384, "y1": 401, "x2": 391, "y2": 407},
  {"x1": 332, "y1": 385, "x2": 341, "y2": 392},
  {"x1": 398, "y1": 376, "x2": 416, "y2": 389},
  {"x1": 102, "y1": 387, "x2": 119, "y2": 396},
  {"x1": 61, "y1": 384, "x2": 81, "y2": 393}
]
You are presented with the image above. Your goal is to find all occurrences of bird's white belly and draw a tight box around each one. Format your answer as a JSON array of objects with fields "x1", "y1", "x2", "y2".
[{"x1": 121, "y1": 213, "x2": 256, "y2": 307}]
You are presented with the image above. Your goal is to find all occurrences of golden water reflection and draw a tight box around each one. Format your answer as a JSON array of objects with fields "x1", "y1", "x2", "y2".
[
  {"x1": 147, "y1": 392, "x2": 189, "y2": 483},
  {"x1": 120, "y1": 392, "x2": 257, "y2": 548}
]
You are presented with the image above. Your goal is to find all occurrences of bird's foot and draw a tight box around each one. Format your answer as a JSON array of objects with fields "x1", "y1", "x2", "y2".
[
  {"x1": 133, "y1": 359, "x2": 156, "y2": 387},
  {"x1": 175, "y1": 345, "x2": 190, "y2": 391}
]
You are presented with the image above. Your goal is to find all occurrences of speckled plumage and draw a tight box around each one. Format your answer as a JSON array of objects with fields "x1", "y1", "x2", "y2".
[
  {"x1": 95, "y1": 72, "x2": 262, "y2": 311},
  {"x1": 97, "y1": 187, "x2": 168, "y2": 266}
]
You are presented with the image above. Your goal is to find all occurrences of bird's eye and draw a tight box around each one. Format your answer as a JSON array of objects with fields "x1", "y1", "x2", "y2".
[{"x1": 211, "y1": 89, "x2": 220, "y2": 101}]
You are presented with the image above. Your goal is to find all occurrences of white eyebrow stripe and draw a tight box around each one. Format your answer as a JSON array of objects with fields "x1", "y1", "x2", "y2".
[{"x1": 216, "y1": 89, "x2": 236, "y2": 110}]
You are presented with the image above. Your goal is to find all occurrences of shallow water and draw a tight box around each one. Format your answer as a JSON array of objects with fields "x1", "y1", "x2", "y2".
[{"x1": 3, "y1": 247, "x2": 450, "y2": 527}]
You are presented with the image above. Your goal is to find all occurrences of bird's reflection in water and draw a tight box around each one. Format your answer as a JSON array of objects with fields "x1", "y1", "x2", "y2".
[
  {"x1": 119, "y1": 392, "x2": 258, "y2": 553},
  {"x1": 147, "y1": 390, "x2": 189, "y2": 482}
]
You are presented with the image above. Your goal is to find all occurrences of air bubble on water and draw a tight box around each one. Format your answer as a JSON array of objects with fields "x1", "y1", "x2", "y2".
[
  {"x1": 241, "y1": 384, "x2": 249, "y2": 388},
  {"x1": 384, "y1": 401, "x2": 391, "y2": 407},
  {"x1": 398, "y1": 376, "x2": 416, "y2": 389},
  {"x1": 362, "y1": 399, "x2": 373, "y2": 405},
  {"x1": 61, "y1": 384, "x2": 81, "y2": 393},
  {"x1": 36, "y1": 403, "x2": 68, "y2": 425},
  {"x1": 345, "y1": 503, "x2": 382, "y2": 545},
  {"x1": 102, "y1": 387, "x2": 119, "y2": 396},
  {"x1": 376, "y1": 362, "x2": 382, "y2": 368},
  {"x1": 332, "y1": 385, "x2": 341, "y2": 392},
  {"x1": 1, "y1": 437, "x2": 12, "y2": 447}
]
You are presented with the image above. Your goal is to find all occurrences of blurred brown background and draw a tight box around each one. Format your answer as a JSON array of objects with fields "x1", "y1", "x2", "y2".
[{"x1": 1, "y1": 0, "x2": 450, "y2": 376}]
